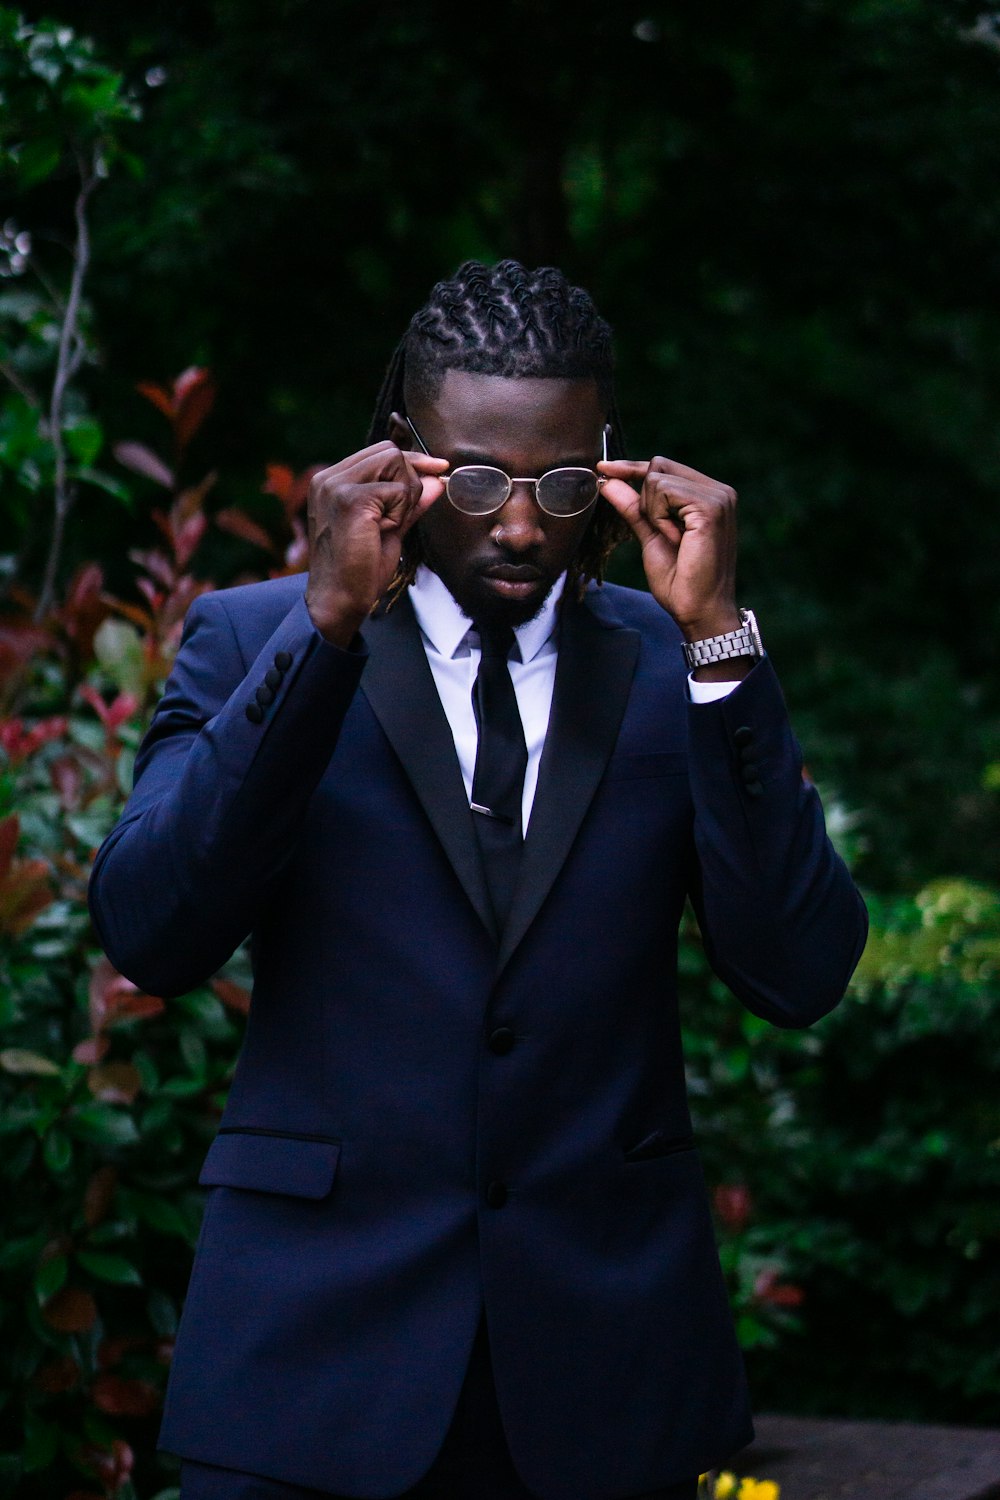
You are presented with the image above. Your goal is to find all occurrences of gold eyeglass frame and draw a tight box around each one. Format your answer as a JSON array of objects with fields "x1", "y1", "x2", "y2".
[{"x1": 404, "y1": 416, "x2": 607, "y2": 519}]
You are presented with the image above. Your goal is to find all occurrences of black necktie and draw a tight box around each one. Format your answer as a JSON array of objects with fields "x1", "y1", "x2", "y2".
[{"x1": 470, "y1": 622, "x2": 528, "y2": 933}]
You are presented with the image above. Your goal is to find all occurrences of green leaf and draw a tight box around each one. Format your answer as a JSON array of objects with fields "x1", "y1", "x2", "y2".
[
  {"x1": 67, "y1": 1104, "x2": 139, "y2": 1147},
  {"x1": 0, "y1": 1049, "x2": 60, "y2": 1077},
  {"x1": 63, "y1": 416, "x2": 102, "y2": 466},
  {"x1": 146, "y1": 1290, "x2": 178, "y2": 1339},
  {"x1": 13, "y1": 134, "x2": 61, "y2": 186},
  {"x1": 21, "y1": 1412, "x2": 58, "y2": 1473},
  {"x1": 42, "y1": 1128, "x2": 72, "y2": 1175},
  {"x1": 34, "y1": 1253, "x2": 67, "y2": 1302},
  {"x1": 0, "y1": 1231, "x2": 46, "y2": 1272},
  {"x1": 75, "y1": 1249, "x2": 142, "y2": 1286}
]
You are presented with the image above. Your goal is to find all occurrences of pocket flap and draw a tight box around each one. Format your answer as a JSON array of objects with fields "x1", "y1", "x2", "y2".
[{"x1": 198, "y1": 1131, "x2": 341, "y2": 1199}]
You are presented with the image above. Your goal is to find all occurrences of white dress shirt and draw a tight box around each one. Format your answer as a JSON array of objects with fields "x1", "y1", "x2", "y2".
[{"x1": 408, "y1": 564, "x2": 737, "y2": 832}]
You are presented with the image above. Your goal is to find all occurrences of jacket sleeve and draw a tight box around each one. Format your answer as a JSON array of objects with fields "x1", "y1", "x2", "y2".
[
  {"x1": 87, "y1": 589, "x2": 367, "y2": 998},
  {"x1": 685, "y1": 655, "x2": 868, "y2": 1028}
]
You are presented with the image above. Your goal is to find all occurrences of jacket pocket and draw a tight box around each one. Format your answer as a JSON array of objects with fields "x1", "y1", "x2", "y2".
[
  {"x1": 198, "y1": 1128, "x2": 342, "y2": 1199},
  {"x1": 623, "y1": 1129, "x2": 695, "y2": 1163}
]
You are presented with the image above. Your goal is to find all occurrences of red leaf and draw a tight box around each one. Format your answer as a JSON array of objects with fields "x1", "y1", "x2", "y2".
[
  {"x1": 0, "y1": 814, "x2": 20, "y2": 882},
  {"x1": 136, "y1": 380, "x2": 175, "y2": 418},
  {"x1": 754, "y1": 1267, "x2": 805, "y2": 1307},
  {"x1": 43, "y1": 1286, "x2": 98, "y2": 1332},
  {"x1": 215, "y1": 508, "x2": 277, "y2": 554},
  {"x1": 173, "y1": 512, "x2": 208, "y2": 570},
  {"x1": 174, "y1": 369, "x2": 216, "y2": 454},
  {"x1": 713, "y1": 1183, "x2": 753, "y2": 1233},
  {"x1": 113, "y1": 441, "x2": 174, "y2": 489},
  {"x1": 89, "y1": 957, "x2": 164, "y2": 1032},
  {"x1": 73, "y1": 1036, "x2": 110, "y2": 1065},
  {"x1": 212, "y1": 976, "x2": 251, "y2": 1014},
  {"x1": 52, "y1": 754, "x2": 85, "y2": 811},
  {"x1": 91, "y1": 1374, "x2": 161, "y2": 1417},
  {"x1": 87, "y1": 1061, "x2": 142, "y2": 1105},
  {"x1": 79, "y1": 1437, "x2": 134, "y2": 1492},
  {"x1": 83, "y1": 1166, "x2": 117, "y2": 1228},
  {"x1": 0, "y1": 855, "x2": 53, "y2": 935},
  {"x1": 35, "y1": 1355, "x2": 81, "y2": 1393}
]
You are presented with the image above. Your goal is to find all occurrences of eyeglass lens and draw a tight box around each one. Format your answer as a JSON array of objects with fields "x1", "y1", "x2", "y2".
[
  {"x1": 405, "y1": 417, "x2": 605, "y2": 518},
  {"x1": 447, "y1": 465, "x2": 600, "y2": 517}
]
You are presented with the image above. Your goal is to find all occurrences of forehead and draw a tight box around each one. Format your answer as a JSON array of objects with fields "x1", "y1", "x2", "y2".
[{"x1": 413, "y1": 370, "x2": 604, "y2": 465}]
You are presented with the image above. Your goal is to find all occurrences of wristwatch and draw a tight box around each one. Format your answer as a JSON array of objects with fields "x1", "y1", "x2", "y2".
[{"x1": 682, "y1": 608, "x2": 763, "y2": 671}]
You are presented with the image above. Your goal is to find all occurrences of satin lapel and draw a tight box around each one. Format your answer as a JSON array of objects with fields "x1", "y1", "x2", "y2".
[
  {"x1": 497, "y1": 592, "x2": 640, "y2": 973},
  {"x1": 360, "y1": 598, "x2": 497, "y2": 943}
]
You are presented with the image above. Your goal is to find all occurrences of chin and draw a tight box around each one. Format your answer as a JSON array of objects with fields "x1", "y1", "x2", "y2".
[{"x1": 452, "y1": 577, "x2": 550, "y2": 630}]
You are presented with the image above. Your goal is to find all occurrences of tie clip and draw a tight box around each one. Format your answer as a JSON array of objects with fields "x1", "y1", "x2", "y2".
[{"x1": 471, "y1": 802, "x2": 515, "y2": 826}]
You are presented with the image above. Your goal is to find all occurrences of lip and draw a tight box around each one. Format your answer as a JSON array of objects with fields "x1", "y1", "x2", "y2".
[{"x1": 480, "y1": 564, "x2": 544, "y2": 599}]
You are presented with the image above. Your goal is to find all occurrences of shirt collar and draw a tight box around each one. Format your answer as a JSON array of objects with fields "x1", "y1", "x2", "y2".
[{"x1": 409, "y1": 564, "x2": 564, "y2": 663}]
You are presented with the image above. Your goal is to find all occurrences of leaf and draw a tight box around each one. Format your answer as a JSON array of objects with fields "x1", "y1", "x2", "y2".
[
  {"x1": 21, "y1": 1410, "x2": 59, "y2": 1472},
  {"x1": 214, "y1": 508, "x2": 277, "y2": 554},
  {"x1": 76, "y1": 1251, "x2": 143, "y2": 1286},
  {"x1": 83, "y1": 1166, "x2": 118, "y2": 1227},
  {"x1": 112, "y1": 441, "x2": 173, "y2": 489},
  {"x1": 68, "y1": 1104, "x2": 139, "y2": 1148},
  {"x1": 91, "y1": 1375, "x2": 160, "y2": 1417},
  {"x1": 43, "y1": 1128, "x2": 73, "y2": 1174},
  {"x1": 212, "y1": 976, "x2": 251, "y2": 1014},
  {"x1": 0, "y1": 1048, "x2": 60, "y2": 1076},
  {"x1": 42, "y1": 1286, "x2": 97, "y2": 1333},
  {"x1": 34, "y1": 1253, "x2": 68, "y2": 1302},
  {"x1": 136, "y1": 381, "x2": 174, "y2": 419},
  {"x1": 173, "y1": 368, "x2": 216, "y2": 453},
  {"x1": 87, "y1": 1062, "x2": 142, "y2": 1106}
]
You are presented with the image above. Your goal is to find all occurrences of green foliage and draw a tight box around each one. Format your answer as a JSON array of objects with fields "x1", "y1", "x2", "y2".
[{"x1": 683, "y1": 878, "x2": 1000, "y2": 1422}]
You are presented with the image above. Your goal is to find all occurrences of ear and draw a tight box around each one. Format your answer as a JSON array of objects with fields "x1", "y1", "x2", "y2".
[{"x1": 388, "y1": 410, "x2": 412, "y2": 449}]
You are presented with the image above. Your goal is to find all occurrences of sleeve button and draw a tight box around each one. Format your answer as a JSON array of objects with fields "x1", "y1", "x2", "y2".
[
  {"x1": 274, "y1": 651, "x2": 292, "y2": 672},
  {"x1": 245, "y1": 702, "x2": 265, "y2": 724},
  {"x1": 256, "y1": 684, "x2": 274, "y2": 708},
  {"x1": 264, "y1": 667, "x2": 283, "y2": 690}
]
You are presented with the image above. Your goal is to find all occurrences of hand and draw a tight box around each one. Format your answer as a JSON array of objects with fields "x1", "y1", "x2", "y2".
[
  {"x1": 597, "y1": 455, "x2": 742, "y2": 645},
  {"x1": 304, "y1": 441, "x2": 448, "y2": 647}
]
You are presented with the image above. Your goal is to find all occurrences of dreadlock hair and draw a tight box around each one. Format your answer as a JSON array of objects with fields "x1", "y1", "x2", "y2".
[{"x1": 368, "y1": 259, "x2": 630, "y2": 606}]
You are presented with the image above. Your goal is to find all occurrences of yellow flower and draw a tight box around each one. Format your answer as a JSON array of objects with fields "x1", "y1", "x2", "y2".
[
  {"x1": 737, "y1": 1479, "x2": 780, "y2": 1500},
  {"x1": 715, "y1": 1472, "x2": 738, "y2": 1499}
]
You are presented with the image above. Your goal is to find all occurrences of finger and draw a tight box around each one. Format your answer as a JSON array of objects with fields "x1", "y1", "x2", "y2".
[
  {"x1": 601, "y1": 476, "x2": 685, "y2": 551},
  {"x1": 408, "y1": 453, "x2": 450, "y2": 473},
  {"x1": 601, "y1": 455, "x2": 723, "y2": 489}
]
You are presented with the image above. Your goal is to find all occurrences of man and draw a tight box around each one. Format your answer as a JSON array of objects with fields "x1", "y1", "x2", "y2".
[{"x1": 89, "y1": 260, "x2": 867, "y2": 1500}]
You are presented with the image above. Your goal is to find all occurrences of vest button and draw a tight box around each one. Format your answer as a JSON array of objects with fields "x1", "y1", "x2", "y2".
[
  {"x1": 486, "y1": 1181, "x2": 508, "y2": 1209},
  {"x1": 488, "y1": 1026, "x2": 516, "y2": 1055}
]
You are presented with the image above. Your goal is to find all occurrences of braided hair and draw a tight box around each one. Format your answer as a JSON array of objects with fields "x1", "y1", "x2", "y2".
[{"x1": 368, "y1": 260, "x2": 630, "y2": 603}]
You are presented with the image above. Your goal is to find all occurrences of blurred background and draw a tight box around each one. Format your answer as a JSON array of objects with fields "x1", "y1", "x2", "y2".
[{"x1": 1, "y1": 2, "x2": 999, "y2": 1497}]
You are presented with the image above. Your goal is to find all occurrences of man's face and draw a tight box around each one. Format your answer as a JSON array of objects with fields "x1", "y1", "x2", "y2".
[{"x1": 391, "y1": 370, "x2": 606, "y2": 628}]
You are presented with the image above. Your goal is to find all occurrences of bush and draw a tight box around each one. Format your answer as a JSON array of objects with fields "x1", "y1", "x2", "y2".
[{"x1": 2, "y1": 371, "x2": 999, "y2": 1500}]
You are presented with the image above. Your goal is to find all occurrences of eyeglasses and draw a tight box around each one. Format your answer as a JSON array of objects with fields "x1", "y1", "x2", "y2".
[{"x1": 405, "y1": 417, "x2": 606, "y2": 518}]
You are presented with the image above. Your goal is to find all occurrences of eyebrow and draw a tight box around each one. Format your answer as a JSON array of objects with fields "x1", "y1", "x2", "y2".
[{"x1": 449, "y1": 447, "x2": 596, "y2": 469}]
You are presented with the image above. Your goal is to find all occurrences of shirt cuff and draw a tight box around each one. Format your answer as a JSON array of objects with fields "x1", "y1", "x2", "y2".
[{"x1": 687, "y1": 673, "x2": 741, "y2": 704}]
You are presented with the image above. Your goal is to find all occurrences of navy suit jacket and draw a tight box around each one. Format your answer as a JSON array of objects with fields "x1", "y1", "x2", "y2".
[{"x1": 89, "y1": 574, "x2": 867, "y2": 1500}]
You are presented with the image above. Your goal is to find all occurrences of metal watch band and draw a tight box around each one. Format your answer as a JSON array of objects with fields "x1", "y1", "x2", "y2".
[{"x1": 682, "y1": 608, "x2": 763, "y2": 671}]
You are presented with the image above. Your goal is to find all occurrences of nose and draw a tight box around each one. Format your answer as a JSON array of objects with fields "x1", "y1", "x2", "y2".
[{"x1": 492, "y1": 480, "x2": 547, "y2": 550}]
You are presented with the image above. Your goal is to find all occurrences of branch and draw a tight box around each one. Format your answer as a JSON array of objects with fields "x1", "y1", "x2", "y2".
[
  {"x1": 34, "y1": 148, "x2": 100, "y2": 622},
  {"x1": 0, "y1": 359, "x2": 41, "y2": 407}
]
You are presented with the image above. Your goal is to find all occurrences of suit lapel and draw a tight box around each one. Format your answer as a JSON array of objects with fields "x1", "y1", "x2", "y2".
[
  {"x1": 497, "y1": 590, "x2": 640, "y2": 973},
  {"x1": 360, "y1": 597, "x2": 498, "y2": 943}
]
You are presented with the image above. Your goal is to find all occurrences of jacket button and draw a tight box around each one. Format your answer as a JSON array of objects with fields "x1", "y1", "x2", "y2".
[
  {"x1": 741, "y1": 762, "x2": 760, "y2": 782},
  {"x1": 274, "y1": 651, "x2": 292, "y2": 671},
  {"x1": 734, "y1": 725, "x2": 754, "y2": 747},
  {"x1": 264, "y1": 666, "x2": 283, "y2": 690},
  {"x1": 745, "y1": 780, "x2": 764, "y2": 798},
  {"x1": 486, "y1": 1181, "x2": 508, "y2": 1209},
  {"x1": 488, "y1": 1026, "x2": 516, "y2": 1055},
  {"x1": 245, "y1": 702, "x2": 264, "y2": 724},
  {"x1": 256, "y1": 684, "x2": 274, "y2": 708}
]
